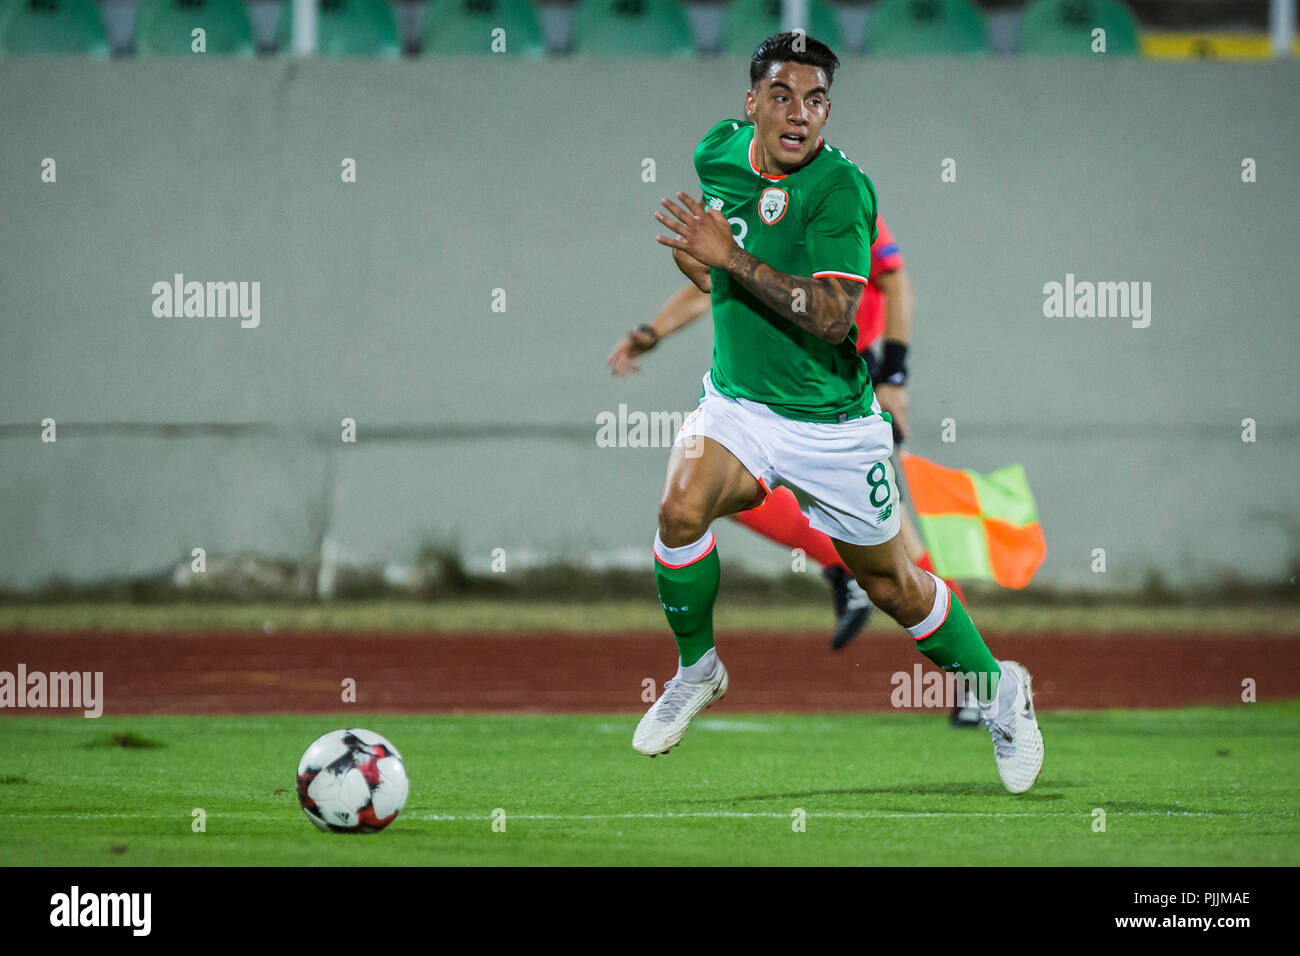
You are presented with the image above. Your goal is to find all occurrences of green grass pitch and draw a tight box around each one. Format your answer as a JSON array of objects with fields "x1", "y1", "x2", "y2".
[{"x1": 2, "y1": 704, "x2": 1298, "y2": 866}]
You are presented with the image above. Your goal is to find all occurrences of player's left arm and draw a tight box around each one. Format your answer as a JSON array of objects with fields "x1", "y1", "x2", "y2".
[
  {"x1": 875, "y1": 266, "x2": 913, "y2": 347},
  {"x1": 654, "y1": 192, "x2": 861, "y2": 345},
  {"x1": 872, "y1": 264, "x2": 913, "y2": 440}
]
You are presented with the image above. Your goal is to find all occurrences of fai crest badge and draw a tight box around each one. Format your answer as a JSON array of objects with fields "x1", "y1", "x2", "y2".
[{"x1": 758, "y1": 187, "x2": 788, "y2": 225}]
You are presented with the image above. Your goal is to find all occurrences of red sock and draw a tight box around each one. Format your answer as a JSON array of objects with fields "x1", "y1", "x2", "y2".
[
  {"x1": 731, "y1": 486, "x2": 847, "y2": 571},
  {"x1": 916, "y1": 551, "x2": 965, "y2": 604}
]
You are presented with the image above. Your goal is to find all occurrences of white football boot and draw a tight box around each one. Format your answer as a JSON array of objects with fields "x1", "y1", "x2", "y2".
[
  {"x1": 980, "y1": 660, "x2": 1044, "y2": 794},
  {"x1": 633, "y1": 649, "x2": 729, "y2": 756}
]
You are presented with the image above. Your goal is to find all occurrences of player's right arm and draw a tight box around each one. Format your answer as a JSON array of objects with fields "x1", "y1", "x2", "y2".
[
  {"x1": 606, "y1": 283, "x2": 711, "y2": 377},
  {"x1": 655, "y1": 192, "x2": 863, "y2": 345},
  {"x1": 723, "y1": 252, "x2": 862, "y2": 345}
]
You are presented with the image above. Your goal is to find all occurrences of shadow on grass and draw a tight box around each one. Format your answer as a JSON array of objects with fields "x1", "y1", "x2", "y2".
[
  {"x1": 83, "y1": 731, "x2": 163, "y2": 749},
  {"x1": 699, "y1": 783, "x2": 1074, "y2": 803}
]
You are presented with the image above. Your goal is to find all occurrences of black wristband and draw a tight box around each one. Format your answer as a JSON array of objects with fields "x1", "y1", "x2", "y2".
[
  {"x1": 878, "y1": 340, "x2": 908, "y2": 386},
  {"x1": 634, "y1": 324, "x2": 659, "y2": 349}
]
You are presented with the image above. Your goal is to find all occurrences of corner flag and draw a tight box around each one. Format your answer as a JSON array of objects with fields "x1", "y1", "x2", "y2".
[{"x1": 898, "y1": 452, "x2": 1046, "y2": 589}]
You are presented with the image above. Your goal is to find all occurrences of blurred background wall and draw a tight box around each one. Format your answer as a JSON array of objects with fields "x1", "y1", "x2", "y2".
[{"x1": 2, "y1": 57, "x2": 1298, "y2": 591}]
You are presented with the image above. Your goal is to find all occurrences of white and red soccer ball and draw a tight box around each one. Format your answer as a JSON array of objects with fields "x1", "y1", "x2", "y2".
[{"x1": 296, "y1": 729, "x2": 409, "y2": 833}]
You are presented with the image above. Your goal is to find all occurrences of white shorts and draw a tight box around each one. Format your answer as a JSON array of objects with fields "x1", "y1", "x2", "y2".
[{"x1": 675, "y1": 372, "x2": 901, "y2": 547}]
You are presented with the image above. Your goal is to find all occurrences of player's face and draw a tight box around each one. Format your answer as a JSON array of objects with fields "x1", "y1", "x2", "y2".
[{"x1": 745, "y1": 62, "x2": 831, "y2": 173}]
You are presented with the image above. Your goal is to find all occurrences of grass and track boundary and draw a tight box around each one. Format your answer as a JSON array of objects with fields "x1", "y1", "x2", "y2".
[{"x1": 1, "y1": 599, "x2": 1297, "y2": 633}]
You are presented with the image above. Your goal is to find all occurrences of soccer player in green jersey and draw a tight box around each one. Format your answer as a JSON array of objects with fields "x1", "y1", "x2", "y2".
[{"x1": 632, "y1": 32, "x2": 1044, "y2": 793}]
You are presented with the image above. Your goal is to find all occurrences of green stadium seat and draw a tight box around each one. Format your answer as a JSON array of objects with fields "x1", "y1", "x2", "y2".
[
  {"x1": 866, "y1": 0, "x2": 987, "y2": 55},
  {"x1": 0, "y1": 0, "x2": 108, "y2": 56},
  {"x1": 279, "y1": 0, "x2": 399, "y2": 56},
  {"x1": 422, "y1": 0, "x2": 544, "y2": 56},
  {"x1": 570, "y1": 0, "x2": 693, "y2": 56},
  {"x1": 719, "y1": 0, "x2": 840, "y2": 56},
  {"x1": 134, "y1": 0, "x2": 253, "y2": 55},
  {"x1": 1018, "y1": 0, "x2": 1138, "y2": 55}
]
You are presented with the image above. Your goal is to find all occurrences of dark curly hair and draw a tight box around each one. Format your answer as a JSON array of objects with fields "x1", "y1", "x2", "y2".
[{"x1": 749, "y1": 31, "x2": 841, "y2": 89}]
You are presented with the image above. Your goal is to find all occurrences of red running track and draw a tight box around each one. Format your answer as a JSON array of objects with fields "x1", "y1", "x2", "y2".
[{"x1": 0, "y1": 630, "x2": 1296, "y2": 715}]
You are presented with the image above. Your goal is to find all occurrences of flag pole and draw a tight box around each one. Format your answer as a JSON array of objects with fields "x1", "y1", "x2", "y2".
[{"x1": 889, "y1": 439, "x2": 929, "y2": 565}]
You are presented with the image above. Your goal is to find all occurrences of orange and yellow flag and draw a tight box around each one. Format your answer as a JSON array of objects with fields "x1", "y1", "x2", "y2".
[{"x1": 899, "y1": 452, "x2": 1046, "y2": 589}]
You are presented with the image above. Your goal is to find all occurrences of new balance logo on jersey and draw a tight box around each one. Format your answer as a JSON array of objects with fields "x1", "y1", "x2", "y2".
[
  {"x1": 706, "y1": 196, "x2": 723, "y2": 211},
  {"x1": 758, "y1": 188, "x2": 788, "y2": 225},
  {"x1": 876, "y1": 503, "x2": 893, "y2": 524}
]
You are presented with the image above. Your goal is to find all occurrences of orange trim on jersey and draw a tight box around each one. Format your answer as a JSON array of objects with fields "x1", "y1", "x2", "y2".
[
  {"x1": 748, "y1": 134, "x2": 824, "y2": 181},
  {"x1": 812, "y1": 270, "x2": 870, "y2": 287},
  {"x1": 654, "y1": 534, "x2": 717, "y2": 569}
]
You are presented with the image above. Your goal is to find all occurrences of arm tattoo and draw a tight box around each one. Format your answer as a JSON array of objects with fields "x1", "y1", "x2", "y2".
[{"x1": 724, "y1": 247, "x2": 863, "y2": 345}]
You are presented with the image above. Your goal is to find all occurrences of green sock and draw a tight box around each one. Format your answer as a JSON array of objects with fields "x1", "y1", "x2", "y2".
[
  {"x1": 915, "y1": 589, "x2": 1001, "y2": 705},
  {"x1": 654, "y1": 540, "x2": 720, "y2": 667}
]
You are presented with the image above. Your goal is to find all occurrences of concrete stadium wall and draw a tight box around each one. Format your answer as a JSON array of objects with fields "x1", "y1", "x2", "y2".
[{"x1": 2, "y1": 58, "x2": 1298, "y2": 591}]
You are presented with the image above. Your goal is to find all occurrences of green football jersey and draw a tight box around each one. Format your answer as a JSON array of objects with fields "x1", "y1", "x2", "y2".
[{"x1": 695, "y1": 118, "x2": 879, "y2": 422}]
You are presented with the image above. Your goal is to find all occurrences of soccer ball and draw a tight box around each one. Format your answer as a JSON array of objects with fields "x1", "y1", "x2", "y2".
[{"x1": 296, "y1": 728, "x2": 409, "y2": 833}]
